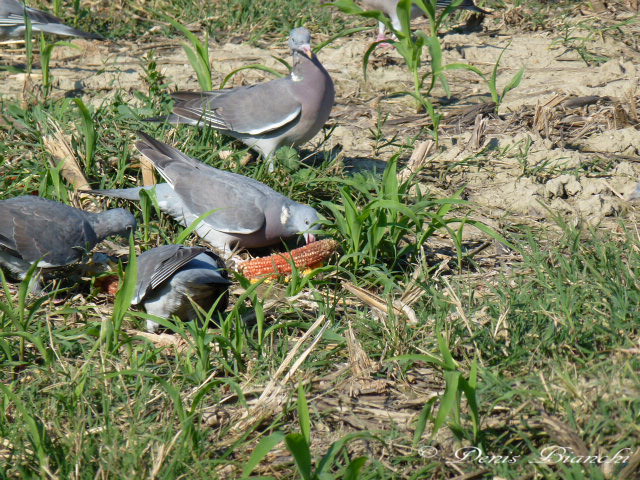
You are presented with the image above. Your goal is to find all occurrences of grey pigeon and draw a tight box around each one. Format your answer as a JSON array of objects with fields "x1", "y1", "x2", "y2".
[
  {"x1": 0, "y1": 195, "x2": 135, "y2": 290},
  {"x1": 0, "y1": 0, "x2": 103, "y2": 40},
  {"x1": 89, "y1": 132, "x2": 320, "y2": 252},
  {"x1": 148, "y1": 27, "x2": 334, "y2": 170},
  {"x1": 133, "y1": 244, "x2": 230, "y2": 333},
  {"x1": 360, "y1": 0, "x2": 489, "y2": 41}
]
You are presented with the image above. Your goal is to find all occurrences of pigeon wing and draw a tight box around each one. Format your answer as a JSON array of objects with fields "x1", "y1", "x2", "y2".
[
  {"x1": 134, "y1": 245, "x2": 208, "y2": 303},
  {"x1": 169, "y1": 167, "x2": 268, "y2": 234},
  {"x1": 171, "y1": 79, "x2": 302, "y2": 135},
  {"x1": 0, "y1": 0, "x2": 29, "y2": 28},
  {"x1": 135, "y1": 133, "x2": 272, "y2": 234},
  {"x1": 15, "y1": 4, "x2": 103, "y2": 39},
  {"x1": 24, "y1": 6, "x2": 70, "y2": 27},
  {"x1": 1, "y1": 2, "x2": 77, "y2": 29}
]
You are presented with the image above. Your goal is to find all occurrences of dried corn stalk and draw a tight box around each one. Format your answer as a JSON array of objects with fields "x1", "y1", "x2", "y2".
[{"x1": 239, "y1": 238, "x2": 338, "y2": 279}]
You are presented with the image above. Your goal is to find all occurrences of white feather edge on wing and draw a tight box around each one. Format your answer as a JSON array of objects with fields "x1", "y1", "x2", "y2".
[
  {"x1": 0, "y1": 15, "x2": 25, "y2": 26},
  {"x1": 178, "y1": 104, "x2": 302, "y2": 135}
]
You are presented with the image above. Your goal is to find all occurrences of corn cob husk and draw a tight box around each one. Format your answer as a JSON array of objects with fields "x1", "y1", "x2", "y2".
[{"x1": 239, "y1": 239, "x2": 339, "y2": 280}]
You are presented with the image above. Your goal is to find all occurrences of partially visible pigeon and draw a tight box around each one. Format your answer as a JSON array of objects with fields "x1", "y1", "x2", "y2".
[
  {"x1": 89, "y1": 132, "x2": 320, "y2": 252},
  {"x1": 132, "y1": 244, "x2": 230, "y2": 333},
  {"x1": 0, "y1": 0, "x2": 103, "y2": 40},
  {"x1": 147, "y1": 27, "x2": 334, "y2": 170},
  {"x1": 0, "y1": 195, "x2": 135, "y2": 290},
  {"x1": 360, "y1": 0, "x2": 489, "y2": 41}
]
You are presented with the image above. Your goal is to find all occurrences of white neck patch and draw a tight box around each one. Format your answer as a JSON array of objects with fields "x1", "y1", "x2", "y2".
[
  {"x1": 280, "y1": 205, "x2": 292, "y2": 225},
  {"x1": 291, "y1": 71, "x2": 303, "y2": 82}
]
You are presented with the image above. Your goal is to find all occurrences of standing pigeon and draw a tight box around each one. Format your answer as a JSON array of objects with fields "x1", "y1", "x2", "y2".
[
  {"x1": 0, "y1": 195, "x2": 135, "y2": 290},
  {"x1": 360, "y1": 0, "x2": 489, "y2": 41},
  {"x1": 88, "y1": 132, "x2": 320, "y2": 252},
  {"x1": 133, "y1": 244, "x2": 230, "y2": 333},
  {"x1": 149, "y1": 27, "x2": 334, "y2": 170},
  {"x1": 0, "y1": 0, "x2": 103, "y2": 40}
]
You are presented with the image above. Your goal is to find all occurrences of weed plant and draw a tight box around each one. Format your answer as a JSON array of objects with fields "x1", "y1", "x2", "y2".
[{"x1": 333, "y1": 0, "x2": 524, "y2": 135}]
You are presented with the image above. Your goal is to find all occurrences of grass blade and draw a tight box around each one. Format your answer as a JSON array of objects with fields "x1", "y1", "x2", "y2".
[
  {"x1": 175, "y1": 208, "x2": 220, "y2": 244},
  {"x1": 344, "y1": 456, "x2": 368, "y2": 480},
  {"x1": 73, "y1": 98, "x2": 97, "y2": 173},
  {"x1": 412, "y1": 398, "x2": 436, "y2": 447},
  {"x1": 221, "y1": 64, "x2": 285, "y2": 89},
  {"x1": 297, "y1": 384, "x2": 311, "y2": 445},
  {"x1": 103, "y1": 233, "x2": 137, "y2": 352},
  {"x1": 241, "y1": 432, "x2": 285, "y2": 478},
  {"x1": 285, "y1": 433, "x2": 312, "y2": 480}
]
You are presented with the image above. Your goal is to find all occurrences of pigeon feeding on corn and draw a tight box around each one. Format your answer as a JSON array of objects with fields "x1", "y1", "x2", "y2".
[
  {"x1": 0, "y1": 0, "x2": 103, "y2": 40},
  {"x1": 147, "y1": 27, "x2": 334, "y2": 170},
  {"x1": 0, "y1": 195, "x2": 135, "y2": 290},
  {"x1": 132, "y1": 245, "x2": 230, "y2": 333},
  {"x1": 360, "y1": 0, "x2": 489, "y2": 42},
  {"x1": 89, "y1": 132, "x2": 320, "y2": 252}
]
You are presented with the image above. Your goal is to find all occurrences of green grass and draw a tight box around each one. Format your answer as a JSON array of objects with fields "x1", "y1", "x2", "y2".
[
  {"x1": 1, "y1": 204, "x2": 638, "y2": 478},
  {"x1": 1, "y1": 0, "x2": 640, "y2": 479},
  {"x1": 27, "y1": 0, "x2": 350, "y2": 42}
]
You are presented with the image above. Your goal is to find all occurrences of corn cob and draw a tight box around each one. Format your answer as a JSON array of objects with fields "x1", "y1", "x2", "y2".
[
  {"x1": 95, "y1": 274, "x2": 119, "y2": 295},
  {"x1": 239, "y1": 239, "x2": 339, "y2": 280}
]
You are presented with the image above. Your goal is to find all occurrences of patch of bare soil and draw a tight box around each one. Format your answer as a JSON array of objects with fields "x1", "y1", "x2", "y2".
[{"x1": 1, "y1": 10, "x2": 639, "y2": 230}]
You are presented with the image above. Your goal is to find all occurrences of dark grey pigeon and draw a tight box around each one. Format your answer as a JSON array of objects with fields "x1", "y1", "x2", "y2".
[
  {"x1": 89, "y1": 132, "x2": 320, "y2": 252},
  {"x1": 360, "y1": 0, "x2": 489, "y2": 41},
  {"x1": 0, "y1": 196, "x2": 135, "y2": 290},
  {"x1": 148, "y1": 27, "x2": 334, "y2": 170},
  {"x1": 132, "y1": 244, "x2": 230, "y2": 333},
  {"x1": 0, "y1": 0, "x2": 103, "y2": 40}
]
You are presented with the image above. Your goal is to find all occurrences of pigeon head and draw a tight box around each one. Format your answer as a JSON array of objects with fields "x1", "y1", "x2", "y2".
[
  {"x1": 284, "y1": 203, "x2": 320, "y2": 244},
  {"x1": 90, "y1": 208, "x2": 137, "y2": 240},
  {"x1": 289, "y1": 27, "x2": 313, "y2": 59}
]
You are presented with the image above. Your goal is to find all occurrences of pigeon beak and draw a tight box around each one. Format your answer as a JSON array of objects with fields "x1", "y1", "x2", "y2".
[
  {"x1": 304, "y1": 232, "x2": 316, "y2": 244},
  {"x1": 302, "y1": 45, "x2": 313, "y2": 59}
]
